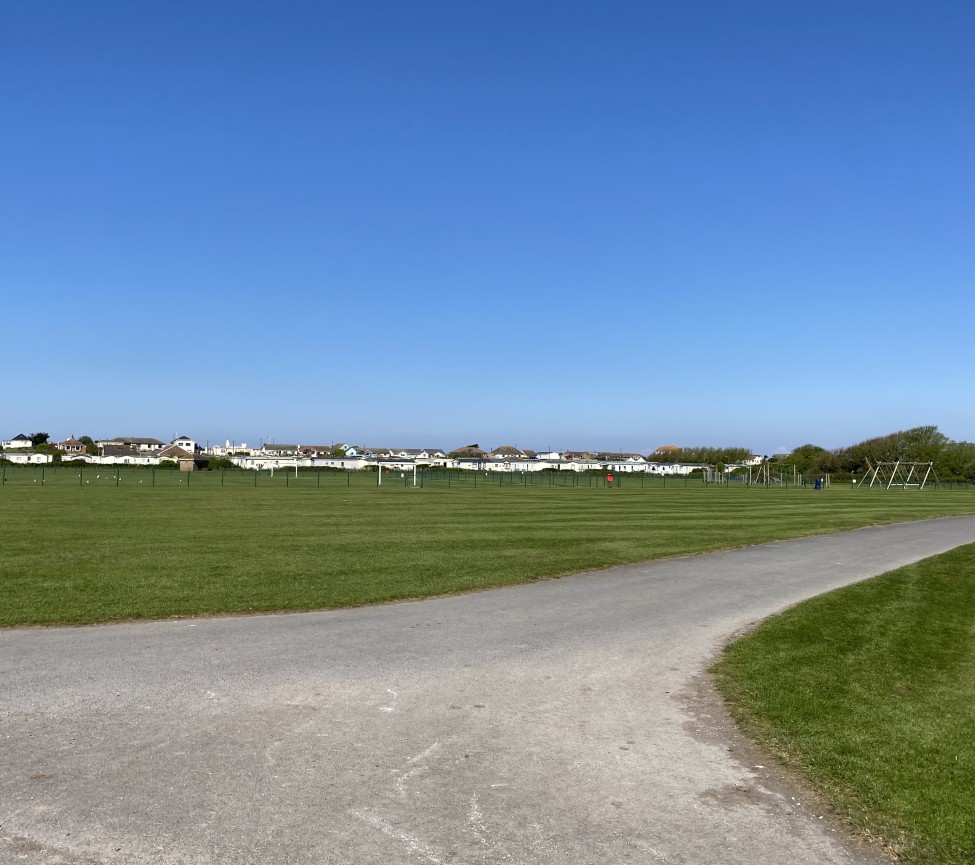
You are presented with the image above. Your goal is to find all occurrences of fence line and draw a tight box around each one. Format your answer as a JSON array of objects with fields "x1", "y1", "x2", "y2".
[{"x1": 3, "y1": 464, "x2": 973, "y2": 491}]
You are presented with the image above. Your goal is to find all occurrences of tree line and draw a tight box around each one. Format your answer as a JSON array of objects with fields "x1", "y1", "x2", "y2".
[{"x1": 776, "y1": 426, "x2": 975, "y2": 482}]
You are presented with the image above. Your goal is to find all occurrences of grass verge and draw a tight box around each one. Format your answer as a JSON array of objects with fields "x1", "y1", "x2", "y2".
[{"x1": 712, "y1": 543, "x2": 975, "y2": 865}]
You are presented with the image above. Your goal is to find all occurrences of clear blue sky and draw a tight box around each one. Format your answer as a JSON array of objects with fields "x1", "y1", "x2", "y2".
[{"x1": 3, "y1": 2, "x2": 973, "y2": 454}]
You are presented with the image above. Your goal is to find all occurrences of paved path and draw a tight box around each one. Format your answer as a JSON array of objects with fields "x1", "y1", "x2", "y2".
[{"x1": 3, "y1": 516, "x2": 975, "y2": 865}]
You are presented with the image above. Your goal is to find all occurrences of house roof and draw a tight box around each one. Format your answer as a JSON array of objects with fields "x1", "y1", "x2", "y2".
[
  {"x1": 491, "y1": 445, "x2": 523, "y2": 456},
  {"x1": 110, "y1": 437, "x2": 166, "y2": 446},
  {"x1": 157, "y1": 445, "x2": 192, "y2": 459},
  {"x1": 101, "y1": 444, "x2": 140, "y2": 457},
  {"x1": 451, "y1": 446, "x2": 487, "y2": 457}
]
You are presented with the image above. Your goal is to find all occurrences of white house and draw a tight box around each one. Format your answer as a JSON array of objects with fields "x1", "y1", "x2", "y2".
[
  {"x1": 172, "y1": 435, "x2": 198, "y2": 453},
  {"x1": 260, "y1": 443, "x2": 300, "y2": 457},
  {"x1": 231, "y1": 455, "x2": 368, "y2": 472},
  {"x1": 366, "y1": 448, "x2": 448, "y2": 465},
  {"x1": 645, "y1": 461, "x2": 711, "y2": 476},
  {"x1": 599, "y1": 454, "x2": 649, "y2": 473},
  {"x1": 561, "y1": 457, "x2": 602, "y2": 472},
  {"x1": 208, "y1": 440, "x2": 250, "y2": 456},
  {"x1": 90, "y1": 452, "x2": 159, "y2": 467},
  {"x1": 534, "y1": 450, "x2": 563, "y2": 461},
  {"x1": 3, "y1": 434, "x2": 33, "y2": 450},
  {"x1": 1, "y1": 451, "x2": 52, "y2": 464}
]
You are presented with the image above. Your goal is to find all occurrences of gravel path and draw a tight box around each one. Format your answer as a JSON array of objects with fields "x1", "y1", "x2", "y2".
[{"x1": 3, "y1": 516, "x2": 974, "y2": 865}]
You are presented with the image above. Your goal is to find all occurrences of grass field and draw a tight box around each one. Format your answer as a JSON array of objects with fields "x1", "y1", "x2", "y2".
[
  {"x1": 712, "y1": 543, "x2": 975, "y2": 865},
  {"x1": 6, "y1": 467, "x2": 974, "y2": 862},
  {"x1": 2, "y1": 469, "x2": 974, "y2": 627}
]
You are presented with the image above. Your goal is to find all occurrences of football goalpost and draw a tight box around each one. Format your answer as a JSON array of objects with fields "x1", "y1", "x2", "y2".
[{"x1": 861, "y1": 459, "x2": 941, "y2": 490}]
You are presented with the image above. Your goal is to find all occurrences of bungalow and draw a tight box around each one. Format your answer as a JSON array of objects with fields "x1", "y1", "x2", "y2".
[
  {"x1": 260, "y1": 443, "x2": 300, "y2": 457},
  {"x1": 156, "y1": 444, "x2": 193, "y2": 461},
  {"x1": 370, "y1": 448, "x2": 447, "y2": 463},
  {"x1": 1, "y1": 451, "x2": 53, "y2": 465},
  {"x1": 92, "y1": 445, "x2": 158, "y2": 466},
  {"x1": 560, "y1": 450, "x2": 595, "y2": 462},
  {"x1": 491, "y1": 445, "x2": 528, "y2": 459},
  {"x1": 3, "y1": 434, "x2": 33, "y2": 450},
  {"x1": 599, "y1": 454, "x2": 649, "y2": 473},
  {"x1": 405, "y1": 448, "x2": 450, "y2": 466},
  {"x1": 300, "y1": 445, "x2": 336, "y2": 457},
  {"x1": 484, "y1": 456, "x2": 540, "y2": 473},
  {"x1": 561, "y1": 457, "x2": 602, "y2": 472},
  {"x1": 208, "y1": 440, "x2": 250, "y2": 456},
  {"x1": 645, "y1": 461, "x2": 712, "y2": 477},
  {"x1": 97, "y1": 437, "x2": 166, "y2": 453},
  {"x1": 369, "y1": 456, "x2": 422, "y2": 473},
  {"x1": 58, "y1": 437, "x2": 86, "y2": 454},
  {"x1": 307, "y1": 456, "x2": 368, "y2": 471},
  {"x1": 231, "y1": 454, "x2": 368, "y2": 472}
]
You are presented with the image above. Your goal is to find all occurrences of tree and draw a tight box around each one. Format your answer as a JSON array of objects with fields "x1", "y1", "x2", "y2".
[
  {"x1": 783, "y1": 444, "x2": 829, "y2": 475},
  {"x1": 30, "y1": 432, "x2": 50, "y2": 446},
  {"x1": 833, "y1": 426, "x2": 950, "y2": 474},
  {"x1": 79, "y1": 435, "x2": 99, "y2": 456}
]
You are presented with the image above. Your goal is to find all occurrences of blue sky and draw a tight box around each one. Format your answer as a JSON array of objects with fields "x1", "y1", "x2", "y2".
[{"x1": 3, "y1": 2, "x2": 973, "y2": 454}]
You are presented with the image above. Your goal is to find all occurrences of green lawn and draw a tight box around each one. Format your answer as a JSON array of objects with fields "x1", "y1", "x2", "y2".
[
  {"x1": 6, "y1": 472, "x2": 975, "y2": 861},
  {"x1": 2, "y1": 473, "x2": 973, "y2": 627},
  {"x1": 712, "y1": 543, "x2": 975, "y2": 865}
]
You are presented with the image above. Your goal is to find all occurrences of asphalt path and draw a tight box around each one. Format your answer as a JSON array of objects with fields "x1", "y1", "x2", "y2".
[{"x1": 3, "y1": 516, "x2": 975, "y2": 865}]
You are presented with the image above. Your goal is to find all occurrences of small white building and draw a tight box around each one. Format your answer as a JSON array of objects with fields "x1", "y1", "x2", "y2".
[
  {"x1": 645, "y1": 461, "x2": 711, "y2": 476},
  {"x1": 1, "y1": 451, "x2": 52, "y2": 464},
  {"x1": 599, "y1": 454, "x2": 649, "y2": 473},
  {"x1": 260, "y1": 443, "x2": 300, "y2": 457},
  {"x1": 208, "y1": 440, "x2": 250, "y2": 456}
]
